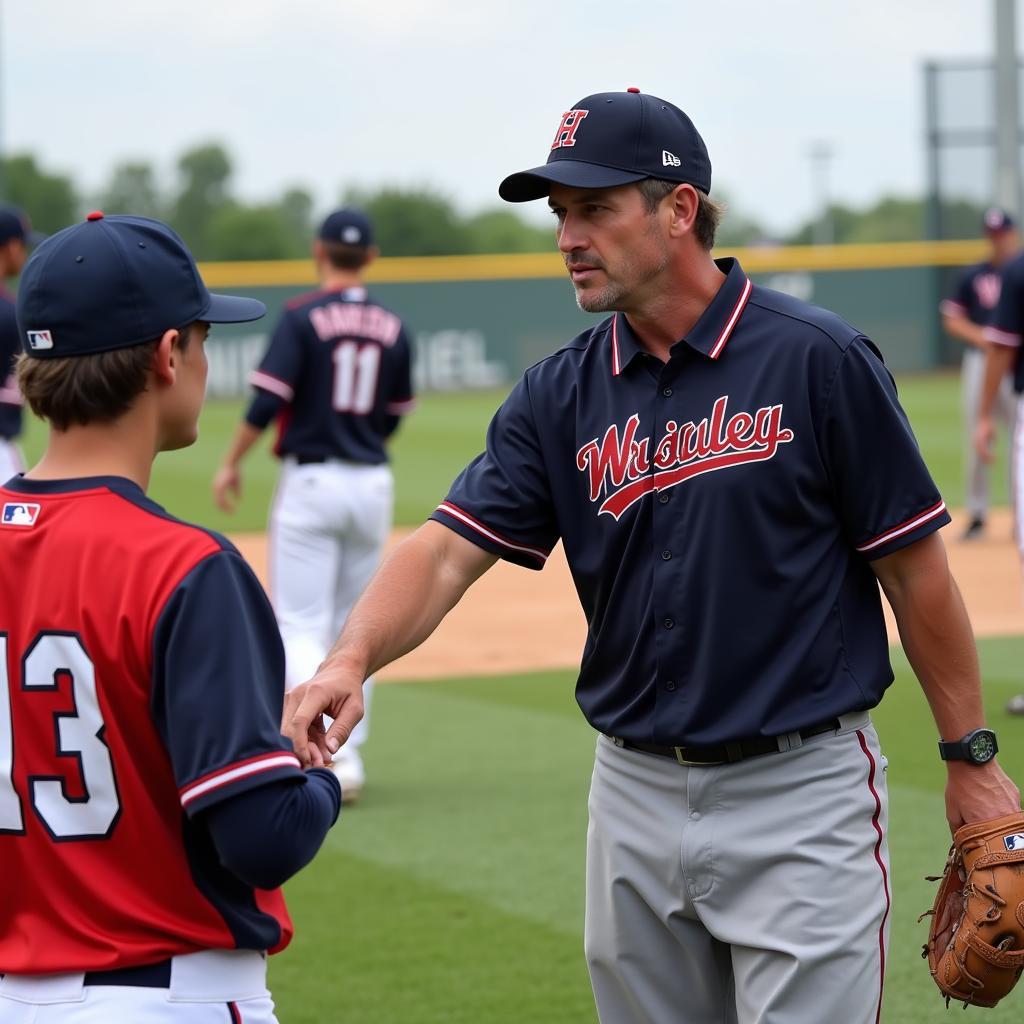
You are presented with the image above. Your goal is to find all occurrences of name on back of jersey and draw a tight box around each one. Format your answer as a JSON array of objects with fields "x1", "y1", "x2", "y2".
[{"x1": 308, "y1": 302, "x2": 401, "y2": 347}]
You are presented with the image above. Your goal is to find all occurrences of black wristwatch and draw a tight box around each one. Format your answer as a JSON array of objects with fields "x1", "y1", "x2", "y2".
[{"x1": 938, "y1": 728, "x2": 998, "y2": 764}]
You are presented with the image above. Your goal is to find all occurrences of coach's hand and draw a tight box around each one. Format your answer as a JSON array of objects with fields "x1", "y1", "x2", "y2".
[
  {"x1": 944, "y1": 760, "x2": 1021, "y2": 834},
  {"x1": 213, "y1": 463, "x2": 242, "y2": 513},
  {"x1": 283, "y1": 660, "x2": 366, "y2": 768}
]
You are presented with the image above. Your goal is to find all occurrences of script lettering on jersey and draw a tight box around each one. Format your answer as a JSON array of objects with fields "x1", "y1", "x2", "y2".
[
  {"x1": 575, "y1": 396, "x2": 795, "y2": 520},
  {"x1": 309, "y1": 303, "x2": 402, "y2": 346},
  {"x1": 974, "y1": 272, "x2": 1001, "y2": 311}
]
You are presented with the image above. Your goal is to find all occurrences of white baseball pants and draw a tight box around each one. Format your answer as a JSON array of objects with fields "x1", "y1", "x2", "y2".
[
  {"x1": 0, "y1": 949, "x2": 275, "y2": 1023},
  {"x1": 0, "y1": 439, "x2": 23, "y2": 485},
  {"x1": 268, "y1": 458, "x2": 393, "y2": 749},
  {"x1": 963, "y1": 347, "x2": 1016, "y2": 520},
  {"x1": 585, "y1": 715, "x2": 890, "y2": 1024}
]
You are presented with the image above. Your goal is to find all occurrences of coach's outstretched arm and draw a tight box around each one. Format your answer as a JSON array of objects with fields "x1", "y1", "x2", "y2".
[
  {"x1": 871, "y1": 531, "x2": 1020, "y2": 831},
  {"x1": 283, "y1": 521, "x2": 498, "y2": 766}
]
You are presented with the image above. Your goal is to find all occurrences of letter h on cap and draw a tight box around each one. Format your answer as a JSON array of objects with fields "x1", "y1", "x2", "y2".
[{"x1": 551, "y1": 109, "x2": 589, "y2": 150}]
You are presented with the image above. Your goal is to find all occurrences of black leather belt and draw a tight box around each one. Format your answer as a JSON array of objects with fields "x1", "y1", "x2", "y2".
[
  {"x1": 83, "y1": 958, "x2": 173, "y2": 987},
  {"x1": 295, "y1": 455, "x2": 326, "y2": 465},
  {"x1": 613, "y1": 718, "x2": 843, "y2": 766}
]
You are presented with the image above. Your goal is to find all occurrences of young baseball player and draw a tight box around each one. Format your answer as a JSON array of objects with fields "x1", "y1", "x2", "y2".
[
  {"x1": 941, "y1": 207, "x2": 1019, "y2": 540},
  {"x1": 0, "y1": 205, "x2": 43, "y2": 482},
  {"x1": 213, "y1": 208, "x2": 415, "y2": 803},
  {"x1": 0, "y1": 212, "x2": 341, "y2": 1024},
  {"x1": 284, "y1": 91, "x2": 1020, "y2": 1023}
]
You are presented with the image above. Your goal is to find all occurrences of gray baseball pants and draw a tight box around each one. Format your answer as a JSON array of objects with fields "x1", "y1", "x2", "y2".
[{"x1": 585, "y1": 714, "x2": 890, "y2": 1024}]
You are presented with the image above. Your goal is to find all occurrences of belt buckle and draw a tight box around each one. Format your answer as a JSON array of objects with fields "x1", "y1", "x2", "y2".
[{"x1": 673, "y1": 746, "x2": 723, "y2": 767}]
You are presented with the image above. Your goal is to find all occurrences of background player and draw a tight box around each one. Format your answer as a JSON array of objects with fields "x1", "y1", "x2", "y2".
[
  {"x1": 940, "y1": 206, "x2": 1019, "y2": 540},
  {"x1": 0, "y1": 213, "x2": 340, "y2": 1023},
  {"x1": 213, "y1": 207, "x2": 415, "y2": 803},
  {"x1": 977, "y1": 237, "x2": 1024, "y2": 716},
  {"x1": 0, "y1": 205, "x2": 43, "y2": 481},
  {"x1": 283, "y1": 90, "x2": 1019, "y2": 1023}
]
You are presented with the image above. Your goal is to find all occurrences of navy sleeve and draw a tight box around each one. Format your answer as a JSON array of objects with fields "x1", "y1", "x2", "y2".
[
  {"x1": 0, "y1": 298, "x2": 22, "y2": 435},
  {"x1": 244, "y1": 388, "x2": 285, "y2": 430},
  {"x1": 247, "y1": 309, "x2": 304, "y2": 412},
  {"x1": 430, "y1": 374, "x2": 559, "y2": 569},
  {"x1": 151, "y1": 549, "x2": 303, "y2": 816},
  {"x1": 820, "y1": 336, "x2": 950, "y2": 560},
  {"x1": 988, "y1": 257, "x2": 1024, "y2": 348},
  {"x1": 203, "y1": 770, "x2": 341, "y2": 890},
  {"x1": 939, "y1": 267, "x2": 973, "y2": 318}
]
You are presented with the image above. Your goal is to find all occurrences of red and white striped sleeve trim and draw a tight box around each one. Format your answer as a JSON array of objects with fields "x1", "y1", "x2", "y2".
[
  {"x1": 985, "y1": 326, "x2": 1022, "y2": 348},
  {"x1": 855, "y1": 500, "x2": 948, "y2": 554},
  {"x1": 386, "y1": 397, "x2": 417, "y2": 415},
  {"x1": 434, "y1": 501, "x2": 550, "y2": 565},
  {"x1": 179, "y1": 751, "x2": 301, "y2": 809},
  {"x1": 938, "y1": 299, "x2": 967, "y2": 318},
  {"x1": 708, "y1": 275, "x2": 753, "y2": 359},
  {"x1": 249, "y1": 370, "x2": 295, "y2": 401}
]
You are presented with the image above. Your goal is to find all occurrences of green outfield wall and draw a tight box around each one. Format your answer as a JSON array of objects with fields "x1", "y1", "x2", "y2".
[{"x1": 198, "y1": 240, "x2": 989, "y2": 397}]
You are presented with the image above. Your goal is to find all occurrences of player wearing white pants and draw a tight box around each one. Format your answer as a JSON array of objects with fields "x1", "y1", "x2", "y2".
[
  {"x1": 942, "y1": 208, "x2": 1020, "y2": 539},
  {"x1": 215, "y1": 208, "x2": 415, "y2": 799},
  {"x1": 962, "y1": 347, "x2": 1016, "y2": 523},
  {"x1": 270, "y1": 457, "x2": 394, "y2": 765},
  {"x1": 0, "y1": 950, "x2": 276, "y2": 1024}
]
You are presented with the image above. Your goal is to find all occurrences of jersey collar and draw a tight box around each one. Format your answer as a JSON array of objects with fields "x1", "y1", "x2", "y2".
[{"x1": 610, "y1": 257, "x2": 753, "y2": 375}]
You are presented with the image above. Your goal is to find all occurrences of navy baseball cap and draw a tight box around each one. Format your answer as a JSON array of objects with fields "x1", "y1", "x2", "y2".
[
  {"x1": 983, "y1": 207, "x2": 1015, "y2": 233},
  {"x1": 0, "y1": 204, "x2": 45, "y2": 246},
  {"x1": 17, "y1": 212, "x2": 265, "y2": 358},
  {"x1": 499, "y1": 88, "x2": 712, "y2": 203},
  {"x1": 319, "y1": 208, "x2": 373, "y2": 247}
]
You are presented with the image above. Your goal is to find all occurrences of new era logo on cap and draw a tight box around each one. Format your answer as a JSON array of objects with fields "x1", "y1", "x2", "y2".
[
  {"x1": 2, "y1": 502, "x2": 40, "y2": 527},
  {"x1": 662, "y1": 150, "x2": 681, "y2": 167},
  {"x1": 26, "y1": 330, "x2": 53, "y2": 351}
]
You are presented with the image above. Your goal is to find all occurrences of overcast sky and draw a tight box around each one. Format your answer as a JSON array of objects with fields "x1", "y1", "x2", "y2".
[{"x1": 1, "y1": 1, "x2": 1009, "y2": 235}]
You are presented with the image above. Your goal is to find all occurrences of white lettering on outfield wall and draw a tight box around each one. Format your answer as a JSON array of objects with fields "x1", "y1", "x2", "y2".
[{"x1": 205, "y1": 329, "x2": 507, "y2": 398}]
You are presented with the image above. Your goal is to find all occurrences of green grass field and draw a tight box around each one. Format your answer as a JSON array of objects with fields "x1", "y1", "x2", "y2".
[{"x1": 17, "y1": 370, "x2": 1023, "y2": 1021}]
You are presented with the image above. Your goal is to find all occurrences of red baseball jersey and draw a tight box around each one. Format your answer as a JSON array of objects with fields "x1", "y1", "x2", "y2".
[{"x1": 0, "y1": 475, "x2": 303, "y2": 973}]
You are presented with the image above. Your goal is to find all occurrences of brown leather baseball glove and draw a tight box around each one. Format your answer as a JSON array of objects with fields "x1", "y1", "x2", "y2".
[{"x1": 921, "y1": 811, "x2": 1024, "y2": 1007}]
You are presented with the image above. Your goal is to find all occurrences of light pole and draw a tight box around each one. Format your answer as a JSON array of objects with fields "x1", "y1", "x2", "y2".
[{"x1": 807, "y1": 141, "x2": 835, "y2": 246}]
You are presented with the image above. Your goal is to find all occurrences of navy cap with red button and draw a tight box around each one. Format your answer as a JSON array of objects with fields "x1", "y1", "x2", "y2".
[
  {"x1": 499, "y1": 88, "x2": 712, "y2": 202},
  {"x1": 17, "y1": 212, "x2": 265, "y2": 358}
]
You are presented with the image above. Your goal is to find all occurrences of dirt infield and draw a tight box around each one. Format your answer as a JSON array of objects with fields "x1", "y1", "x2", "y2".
[{"x1": 230, "y1": 507, "x2": 1022, "y2": 682}]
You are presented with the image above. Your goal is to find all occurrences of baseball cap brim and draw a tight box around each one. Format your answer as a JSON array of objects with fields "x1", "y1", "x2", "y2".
[
  {"x1": 499, "y1": 161, "x2": 648, "y2": 202},
  {"x1": 200, "y1": 292, "x2": 267, "y2": 324}
]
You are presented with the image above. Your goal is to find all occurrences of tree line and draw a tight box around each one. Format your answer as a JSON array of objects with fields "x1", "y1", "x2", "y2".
[{"x1": 0, "y1": 143, "x2": 991, "y2": 261}]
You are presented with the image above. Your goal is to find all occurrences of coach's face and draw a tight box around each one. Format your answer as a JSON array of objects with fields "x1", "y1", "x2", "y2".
[{"x1": 549, "y1": 183, "x2": 671, "y2": 314}]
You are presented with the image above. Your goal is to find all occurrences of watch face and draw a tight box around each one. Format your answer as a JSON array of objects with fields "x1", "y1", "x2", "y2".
[{"x1": 968, "y1": 731, "x2": 997, "y2": 763}]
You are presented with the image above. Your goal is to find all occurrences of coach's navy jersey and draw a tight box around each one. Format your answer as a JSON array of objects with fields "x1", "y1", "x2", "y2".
[
  {"x1": 0, "y1": 289, "x2": 22, "y2": 439},
  {"x1": 431, "y1": 258, "x2": 949, "y2": 746},
  {"x1": 940, "y1": 261, "x2": 1002, "y2": 327},
  {"x1": 245, "y1": 285, "x2": 415, "y2": 464},
  {"x1": 0, "y1": 476, "x2": 305, "y2": 974},
  {"x1": 986, "y1": 251, "x2": 1024, "y2": 392}
]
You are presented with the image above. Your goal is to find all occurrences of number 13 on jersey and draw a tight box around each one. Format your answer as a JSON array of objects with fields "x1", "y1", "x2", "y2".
[{"x1": 0, "y1": 632, "x2": 120, "y2": 839}]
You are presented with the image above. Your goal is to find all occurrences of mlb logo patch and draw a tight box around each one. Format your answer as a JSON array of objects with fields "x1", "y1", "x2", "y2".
[
  {"x1": 1004, "y1": 832, "x2": 1024, "y2": 851},
  {"x1": 26, "y1": 330, "x2": 53, "y2": 351},
  {"x1": 1, "y1": 502, "x2": 40, "y2": 527}
]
